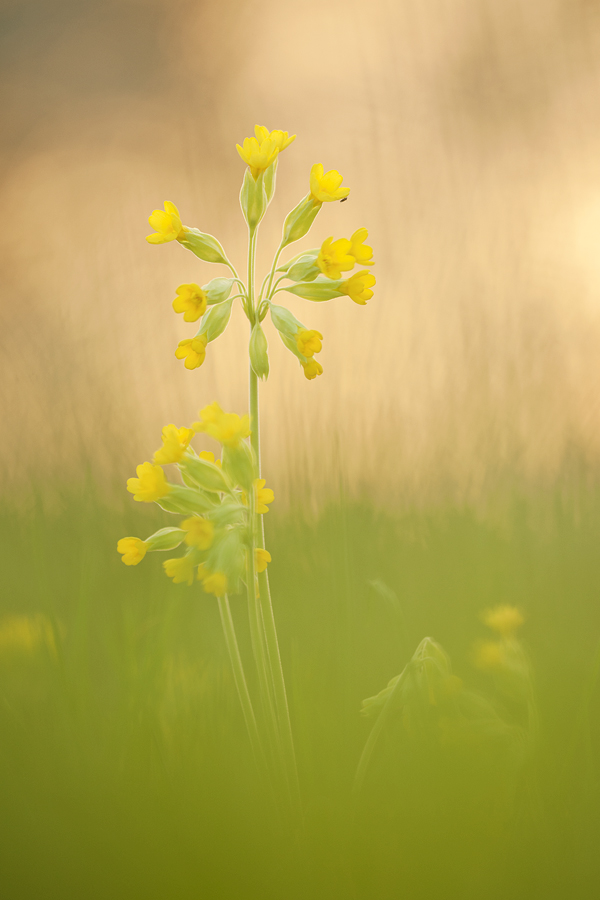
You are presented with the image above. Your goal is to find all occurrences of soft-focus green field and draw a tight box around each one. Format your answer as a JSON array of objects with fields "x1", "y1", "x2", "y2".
[{"x1": 1, "y1": 483, "x2": 599, "y2": 899}]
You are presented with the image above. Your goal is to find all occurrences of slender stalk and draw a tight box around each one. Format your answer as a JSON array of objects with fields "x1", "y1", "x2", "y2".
[{"x1": 217, "y1": 593, "x2": 264, "y2": 770}]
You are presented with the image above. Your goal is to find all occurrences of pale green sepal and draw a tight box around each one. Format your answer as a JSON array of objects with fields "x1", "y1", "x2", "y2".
[
  {"x1": 156, "y1": 485, "x2": 215, "y2": 515},
  {"x1": 222, "y1": 442, "x2": 255, "y2": 491},
  {"x1": 197, "y1": 297, "x2": 233, "y2": 343},
  {"x1": 179, "y1": 454, "x2": 231, "y2": 493},
  {"x1": 263, "y1": 158, "x2": 278, "y2": 204},
  {"x1": 145, "y1": 527, "x2": 186, "y2": 551},
  {"x1": 284, "y1": 279, "x2": 343, "y2": 302},
  {"x1": 276, "y1": 249, "x2": 320, "y2": 273},
  {"x1": 282, "y1": 195, "x2": 321, "y2": 246},
  {"x1": 208, "y1": 501, "x2": 246, "y2": 528},
  {"x1": 280, "y1": 332, "x2": 307, "y2": 363},
  {"x1": 269, "y1": 303, "x2": 304, "y2": 337},
  {"x1": 286, "y1": 255, "x2": 320, "y2": 282},
  {"x1": 240, "y1": 168, "x2": 267, "y2": 230},
  {"x1": 179, "y1": 228, "x2": 228, "y2": 264},
  {"x1": 206, "y1": 527, "x2": 246, "y2": 594},
  {"x1": 203, "y1": 277, "x2": 235, "y2": 305},
  {"x1": 249, "y1": 324, "x2": 269, "y2": 380}
]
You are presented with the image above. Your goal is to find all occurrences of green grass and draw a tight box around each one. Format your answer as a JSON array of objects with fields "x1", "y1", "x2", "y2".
[{"x1": 0, "y1": 483, "x2": 599, "y2": 898}]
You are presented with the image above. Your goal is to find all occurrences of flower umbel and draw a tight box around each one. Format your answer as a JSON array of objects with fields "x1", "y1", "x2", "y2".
[
  {"x1": 193, "y1": 402, "x2": 251, "y2": 447},
  {"x1": 117, "y1": 537, "x2": 148, "y2": 566},
  {"x1": 181, "y1": 516, "x2": 214, "y2": 550},
  {"x1": 175, "y1": 335, "x2": 208, "y2": 370},
  {"x1": 127, "y1": 462, "x2": 171, "y2": 502},
  {"x1": 309, "y1": 164, "x2": 350, "y2": 203},
  {"x1": 296, "y1": 329, "x2": 323, "y2": 358},
  {"x1": 317, "y1": 237, "x2": 355, "y2": 279},
  {"x1": 254, "y1": 478, "x2": 274, "y2": 514},
  {"x1": 153, "y1": 424, "x2": 194, "y2": 465},
  {"x1": 146, "y1": 201, "x2": 186, "y2": 244},
  {"x1": 340, "y1": 270, "x2": 376, "y2": 305},
  {"x1": 172, "y1": 283, "x2": 208, "y2": 322}
]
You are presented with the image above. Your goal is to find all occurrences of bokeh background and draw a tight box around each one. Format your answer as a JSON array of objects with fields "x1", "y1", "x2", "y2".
[{"x1": 2, "y1": 2, "x2": 600, "y2": 898}]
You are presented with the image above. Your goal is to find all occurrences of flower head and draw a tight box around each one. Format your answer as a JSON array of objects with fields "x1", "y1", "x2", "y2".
[
  {"x1": 340, "y1": 270, "x2": 376, "y2": 305},
  {"x1": 117, "y1": 537, "x2": 148, "y2": 566},
  {"x1": 254, "y1": 125, "x2": 296, "y2": 153},
  {"x1": 127, "y1": 462, "x2": 171, "y2": 503},
  {"x1": 301, "y1": 359, "x2": 323, "y2": 380},
  {"x1": 236, "y1": 132, "x2": 280, "y2": 178},
  {"x1": 153, "y1": 424, "x2": 194, "y2": 465},
  {"x1": 317, "y1": 236, "x2": 355, "y2": 279},
  {"x1": 482, "y1": 605, "x2": 524, "y2": 637},
  {"x1": 172, "y1": 283, "x2": 208, "y2": 322},
  {"x1": 296, "y1": 329, "x2": 323, "y2": 358},
  {"x1": 309, "y1": 164, "x2": 350, "y2": 203},
  {"x1": 255, "y1": 548, "x2": 271, "y2": 573},
  {"x1": 349, "y1": 228, "x2": 374, "y2": 266},
  {"x1": 254, "y1": 478, "x2": 274, "y2": 514},
  {"x1": 163, "y1": 555, "x2": 196, "y2": 586},
  {"x1": 175, "y1": 334, "x2": 208, "y2": 370},
  {"x1": 192, "y1": 402, "x2": 251, "y2": 447},
  {"x1": 146, "y1": 201, "x2": 186, "y2": 244},
  {"x1": 181, "y1": 516, "x2": 214, "y2": 550},
  {"x1": 200, "y1": 568, "x2": 228, "y2": 597}
]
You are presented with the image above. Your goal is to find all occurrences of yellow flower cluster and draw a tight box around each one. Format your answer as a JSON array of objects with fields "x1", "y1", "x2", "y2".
[
  {"x1": 237, "y1": 125, "x2": 296, "y2": 178},
  {"x1": 153, "y1": 424, "x2": 194, "y2": 465},
  {"x1": 315, "y1": 229, "x2": 375, "y2": 303},
  {"x1": 193, "y1": 402, "x2": 251, "y2": 447}
]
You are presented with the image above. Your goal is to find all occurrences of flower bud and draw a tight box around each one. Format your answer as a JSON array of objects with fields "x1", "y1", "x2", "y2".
[
  {"x1": 179, "y1": 228, "x2": 228, "y2": 264},
  {"x1": 284, "y1": 279, "x2": 343, "y2": 302},
  {"x1": 282, "y1": 195, "x2": 321, "y2": 246},
  {"x1": 286, "y1": 254, "x2": 320, "y2": 282},
  {"x1": 203, "y1": 277, "x2": 236, "y2": 305},
  {"x1": 240, "y1": 167, "x2": 267, "y2": 230},
  {"x1": 179, "y1": 454, "x2": 231, "y2": 493},
  {"x1": 249, "y1": 324, "x2": 269, "y2": 380},
  {"x1": 198, "y1": 298, "x2": 233, "y2": 343},
  {"x1": 269, "y1": 303, "x2": 304, "y2": 338},
  {"x1": 276, "y1": 249, "x2": 320, "y2": 274}
]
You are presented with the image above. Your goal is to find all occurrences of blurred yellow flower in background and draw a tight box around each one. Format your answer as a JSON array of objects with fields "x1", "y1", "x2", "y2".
[
  {"x1": 309, "y1": 164, "x2": 350, "y2": 203},
  {"x1": 127, "y1": 462, "x2": 171, "y2": 502},
  {"x1": 473, "y1": 640, "x2": 506, "y2": 670},
  {"x1": 172, "y1": 284, "x2": 208, "y2": 322},
  {"x1": 181, "y1": 516, "x2": 214, "y2": 550},
  {"x1": 317, "y1": 237, "x2": 355, "y2": 279},
  {"x1": 117, "y1": 537, "x2": 148, "y2": 566},
  {"x1": 340, "y1": 270, "x2": 376, "y2": 305},
  {"x1": 255, "y1": 548, "x2": 271, "y2": 573},
  {"x1": 153, "y1": 424, "x2": 194, "y2": 465},
  {"x1": 482, "y1": 605, "x2": 524, "y2": 636},
  {"x1": 0, "y1": 614, "x2": 56, "y2": 658},
  {"x1": 146, "y1": 201, "x2": 186, "y2": 244},
  {"x1": 163, "y1": 556, "x2": 196, "y2": 586},
  {"x1": 254, "y1": 478, "x2": 274, "y2": 514},
  {"x1": 175, "y1": 335, "x2": 208, "y2": 370},
  {"x1": 193, "y1": 402, "x2": 251, "y2": 447},
  {"x1": 200, "y1": 569, "x2": 228, "y2": 597}
]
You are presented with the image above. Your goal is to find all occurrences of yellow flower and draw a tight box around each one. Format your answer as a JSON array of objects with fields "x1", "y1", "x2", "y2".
[
  {"x1": 255, "y1": 548, "x2": 271, "y2": 573},
  {"x1": 198, "y1": 450, "x2": 222, "y2": 468},
  {"x1": 175, "y1": 334, "x2": 208, "y2": 370},
  {"x1": 200, "y1": 569, "x2": 228, "y2": 597},
  {"x1": 349, "y1": 228, "x2": 374, "y2": 266},
  {"x1": 236, "y1": 134, "x2": 279, "y2": 178},
  {"x1": 316, "y1": 236, "x2": 355, "y2": 279},
  {"x1": 146, "y1": 201, "x2": 186, "y2": 244},
  {"x1": 473, "y1": 640, "x2": 506, "y2": 670},
  {"x1": 254, "y1": 125, "x2": 296, "y2": 153},
  {"x1": 172, "y1": 283, "x2": 208, "y2": 322},
  {"x1": 163, "y1": 555, "x2": 196, "y2": 586},
  {"x1": 309, "y1": 164, "x2": 350, "y2": 203},
  {"x1": 153, "y1": 424, "x2": 194, "y2": 465},
  {"x1": 254, "y1": 478, "x2": 274, "y2": 514},
  {"x1": 296, "y1": 328, "x2": 323, "y2": 358},
  {"x1": 127, "y1": 462, "x2": 171, "y2": 502},
  {"x1": 0, "y1": 614, "x2": 56, "y2": 657},
  {"x1": 192, "y1": 402, "x2": 251, "y2": 447},
  {"x1": 181, "y1": 516, "x2": 214, "y2": 550},
  {"x1": 482, "y1": 605, "x2": 524, "y2": 637},
  {"x1": 117, "y1": 537, "x2": 148, "y2": 566},
  {"x1": 302, "y1": 359, "x2": 323, "y2": 380},
  {"x1": 340, "y1": 270, "x2": 376, "y2": 305}
]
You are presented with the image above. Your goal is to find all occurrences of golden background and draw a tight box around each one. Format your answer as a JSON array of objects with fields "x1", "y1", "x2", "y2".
[{"x1": 3, "y1": 0, "x2": 600, "y2": 507}]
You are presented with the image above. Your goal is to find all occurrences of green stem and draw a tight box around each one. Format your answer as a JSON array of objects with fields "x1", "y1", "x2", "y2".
[{"x1": 261, "y1": 241, "x2": 285, "y2": 303}]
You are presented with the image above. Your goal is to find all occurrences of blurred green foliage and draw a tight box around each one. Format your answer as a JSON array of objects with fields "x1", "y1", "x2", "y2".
[{"x1": 0, "y1": 484, "x2": 599, "y2": 899}]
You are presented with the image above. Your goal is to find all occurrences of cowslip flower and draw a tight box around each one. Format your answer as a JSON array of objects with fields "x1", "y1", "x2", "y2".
[
  {"x1": 254, "y1": 125, "x2": 296, "y2": 153},
  {"x1": 316, "y1": 237, "x2": 355, "y2": 279},
  {"x1": 117, "y1": 537, "x2": 148, "y2": 566},
  {"x1": 172, "y1": 283, "x2": 208, "y2": 322},
  {"x1": 254, "y1": 478, "x2": 274, "y2": 514},
  {"x1": 236, "y1": 133, "x2": 279, "y2": 178},
  {"x1": 302, "y1": 359, "x2": 323, "y2": 380},
  {"x1": 296, "y1": 329, "x2": 323, "y2": 358},
  {"x1": 181, "y1": 516, "x2": 214, "y2": 550},
  {"x1": 199, "y1": 567, "x2": 228, "y2": 597},
  {"x1": 163, "y1": 555, "x2": 196, "y2": 586},
  {"x1": 193, "y1": 402, "x2": 251, "y2": 447},
  {"x1": 482, "y1": 605, "x2": 524, "y2": 637},
  {"x1": 146, "y1": 201, "x2": 186, "y2": 244},
  {"x1": 127, "y1": 462, "x2": 171, "y2": 502},
  {"x1": 153, "y1": 424, "x2": 194, "y2": 465},
  {"x1": 175, "y1": 334, "x2": 208, "y2": 370},
  {"x1": 340, "y1": 270, "x2": 376, "y2": 305},
  {"x1": 255, "y1": 548, "x2": 271, "y2": 573},
  {"x1": 349, "y1": 228, "x2": 374, "y2": 266},
  {"x1": 309, "y1": 164, "x2": 350, "y2": 203}
]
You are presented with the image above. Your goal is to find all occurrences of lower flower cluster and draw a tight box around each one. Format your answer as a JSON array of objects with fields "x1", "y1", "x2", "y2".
[{"x1": 118, "y1": 403, "x2": 272, "y2": 597}]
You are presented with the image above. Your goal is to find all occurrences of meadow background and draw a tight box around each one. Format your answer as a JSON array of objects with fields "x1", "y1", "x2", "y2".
[{"x1": 1, "y1": 0, "x2": 600, "y2": 897}]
